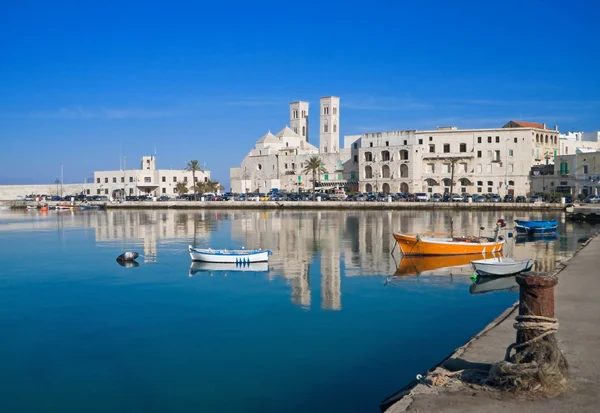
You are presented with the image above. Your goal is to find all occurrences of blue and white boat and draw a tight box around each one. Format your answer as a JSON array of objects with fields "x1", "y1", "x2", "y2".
[
  {"x1": 514, "y1": 219, "x2": 558, "y2": 235},
  {"x1": 188, "y1": 245, "x2": 271, "y2": 263}
]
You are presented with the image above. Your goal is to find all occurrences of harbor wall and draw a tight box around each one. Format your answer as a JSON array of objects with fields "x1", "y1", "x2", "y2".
[{"x1": 0, "y1": 184, "x2": 91, "y2": 200}]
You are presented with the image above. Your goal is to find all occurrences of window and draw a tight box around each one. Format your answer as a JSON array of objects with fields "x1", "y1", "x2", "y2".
[
  {"x1": 488, "y1": 136, "x2": 492, "y2": 143},
  {"x1": 399, "y1": 150, "x2": 409, "y2": 160},
  {"x1": 292, "y1": 163, "x2": 295, "y2": 169},
  {"x1": 381, "y1": 151, "x2": 390, "y2": 161},
  {"x1": 477, "y1": 137, "x2": 482, "y2": 143},
  {"x1": 86, "y1": 189, "x2": 90, "y2": 195},
  {"x1": 487, "y1": 181, "x2": 493, "y2": 186},
  {"x1": 323, "y1": 106, "x2": 329, "y2": 115},
  {"x1": 96, "y1": 178, "x2": 100, "y2": 183},
  {"x1": 293, "y1": 127, "x2": 297, "y2": 134},
  {"x1": 302, "y1": 126, "x2": 305, "y2": 136},
  {"x1": 429, "y1": 136, "x2": 433, "y2": 141},
  {"x1": 173, "y1": 177, "x2": 177, "y2": 183},
  {"x1": 477, "y1": 150, "x2": 482, "y2": 158},
  {"x1": 204, "y1": 177, "x2": 208, "y2": 182},
  {"x1": 144, "y1": 177, "x2": 151, "y2": 183},
  {"x1": 333, "y1": 124, "x2": 337, "y2": 133},
  {"x1": 370, "y1": 142, "x2": 373, "y2": 147},
  {"x1": 443, "y1": 144, "x2": 450, "y2": 153},
  {"x1": 487, "y1": 187, "x2": 492, "y2": 193},
  {"x1": 97, "y1": 189, "x2": 101, "y2": 195},
  {"x1": 353, "y1": 155, "x2": 358, "y2": 162},
  {"x1": 496, "y1": 136, "x2": 500, "y2": 143},
  {"x1": 184, "y1": 177, "x2": 188, "y2": 183},
  {"x1": 429, "y1": 144, "x2": 435, "y2": 153},
  {"x1": 508, "y1": 180, "x2": 515, "y2": 186},
  {"x1": 460, "y1": 143, "x2": 467, "y2": 152},
  {"x1": 477, "y1": 187, "x2": 482, "y2": 193},
  {"x1": 324, "y1": 121, "x2": 328, "y2": 133},
  {"x1": 536, "y1": 134, "x2": 539, "y2": 143},
  {"x1": 162, "y1": 176, "x2": 166, "y2": 182},
  {"x1": 324, "y1": 174, "x2": 328, "y2": 180},
  {"x1": 514, "y1": 137, "x2": 518, "y2": 143},
  {"x1": 495, "y1": 150, "x2": 500, "y2": 161},
  {"x1": 338, "y1": 174, "x2": 342, "y2": 180},
  {"x1": 584, "y1": 165, "x2": 589, "y2": 174},
  {"x1": 257, "y1": 164, "x2": 262, "y2": 170},
  {"x1": 333, "y1": 107, "x2": 337, "y2": 115},
  {"x1": 324, "y1": 146, "x2": 328, "y2": 153},
  {"x1": 385, "y1": 141, "x2": 389, "y2": 146},
  {"x1": 293, "y1": 110, "x2": 298, "y2": 119},
  {"x1": 477, "y1": 181, "x2": 483, "y2": 186},
  {"x1": 104, "y1": 178, "x2": 108, "y2": 183},
  {"x1": 353, "y1": 143, "x2": 358, "y2": 149},
  {"x1": 130, "y1": 177, "x2": 134, "y2": 182},
  {"x1": 162, "y1": 188, "x2": 166, "y2": 194},
  {"x1": 121, "y1": 177, "x2": 124, "y2": 183},
  {"x1": 364, "y1": 152, "x2": 372, "y2": 162},
  {"x1": 302, "y1": 110, "x2": 306, "y2": 118},
  {"x1": 509, "y1": 149, "x2": 514, "y2": 157},
  {"x1": 418, "y1": 139, "x2": 423, "y2": 144}
]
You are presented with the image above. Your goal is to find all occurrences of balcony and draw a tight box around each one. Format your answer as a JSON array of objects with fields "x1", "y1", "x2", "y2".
[{"x1": 284, "y1": 170, "x2": 296, "y2": 175}]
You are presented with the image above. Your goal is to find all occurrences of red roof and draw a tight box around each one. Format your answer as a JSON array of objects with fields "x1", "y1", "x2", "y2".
[{"x1": 504, "y1": 120, "x2": 547, "y2": 129}]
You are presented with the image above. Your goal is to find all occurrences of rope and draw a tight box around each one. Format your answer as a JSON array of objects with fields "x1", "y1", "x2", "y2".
[{"x1": 504, "y1": 315, "x2": 559, "y2": 360}]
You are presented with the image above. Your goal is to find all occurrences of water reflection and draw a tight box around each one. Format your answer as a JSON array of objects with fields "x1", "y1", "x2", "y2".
[
  {"x1": 189, "y1": 261, "x2": 269, "y2": 276},
  {"x1": 470, "y1": 276, "x2": 519, "y2": 295},
  {"x1": 1, "y1": 209, "x2": 596, "y2": 310}
]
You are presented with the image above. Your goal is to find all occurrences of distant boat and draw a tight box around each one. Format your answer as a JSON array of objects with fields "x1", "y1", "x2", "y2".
[
  {"x1": 514, "y1": 219, "x2": 558, "y2": 235},
  {"x1": 0, "y1": 205, "x2": 11, "y2": 211},
  {"x1": 26, "y1": 205, "x2": 37, "y2": 210},
  {"x1": 471, "y1": 257, "x2": 535, "y2": 277},
  {"x1": 189, "y1": 261, "x2": 269, "y2": 276},
  {"x1": 188, "y1": 245, "x2": 271, "y2": 263}
]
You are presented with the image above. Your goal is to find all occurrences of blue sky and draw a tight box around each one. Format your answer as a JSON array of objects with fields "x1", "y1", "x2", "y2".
[{"x1": 1, "y1": 0, "x2": 598, "y2": 186}]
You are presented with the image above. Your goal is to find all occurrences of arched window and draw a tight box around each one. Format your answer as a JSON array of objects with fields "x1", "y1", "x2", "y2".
[
  {"x1": 364, "y1": 152, "x2": 373, "y2": 162},
  {"x1": 399, "y1": 150, "x2": 409, "y2": 160},
  {"x1": 324, "y1": 120, "x2": 329, "y2": 133},
  {"x1": 257, "y1": 164, "x2": 262, "y2": 170},
  {"x1": 333, "y1": 124, "x2": 337, "y2": 133},
  {"x1": 400, "y1": 164, "x2": 409, "y2": 178},
  {"x1": 382, "y1": 164, "x2": 390, "y2": 178},
  {"x1": 536, "y1": 134, "x2": 539, "y2": 143},
  {"x1": 302, "y1": 126, "x2": 305, "y2": 136},
  {"x1": 365, "y1": 165, "x2": 373, "y2": 179},
  {"x1": 381, "y1": 150, "x2": 390, "y2": 161},
  {"x1": 508, "y1": 180, "x2": 515, "y2": 186},
  {"x1": 545, "y1": 135, "x2": 548, "y2": 144}
]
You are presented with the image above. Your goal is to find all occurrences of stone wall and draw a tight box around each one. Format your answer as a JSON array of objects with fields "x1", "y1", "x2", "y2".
[{"x1": 0, "y1": 184, "x2": 93, "y2": 200}]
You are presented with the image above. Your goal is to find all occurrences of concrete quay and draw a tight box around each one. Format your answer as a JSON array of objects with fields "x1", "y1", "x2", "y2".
[
  {"x1": 100, "y1": 200, "x2": 565, "y2": 211},
  {"x1": 382, "y1": 233, "x2": 600, "y2": 413}
]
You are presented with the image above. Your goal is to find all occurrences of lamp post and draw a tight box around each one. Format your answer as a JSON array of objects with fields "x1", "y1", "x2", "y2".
[
  {"x1": 60, "y1": 164, "x2": 64, "y2": 197},
  {"x1": 505, "y1": 139, "x2": 510, "y2": 197}
]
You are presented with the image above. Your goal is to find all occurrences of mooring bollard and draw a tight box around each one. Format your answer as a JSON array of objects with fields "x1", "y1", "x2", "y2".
[{"x1": 515, "y1": 271, "x2": 558, "y2": 349}]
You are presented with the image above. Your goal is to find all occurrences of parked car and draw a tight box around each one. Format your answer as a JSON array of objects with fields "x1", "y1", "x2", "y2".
[
  {"x1": 431, "y1": 193, "x2": 442, "y2": 202},
  {"x1": 489, "y1": 194, "x2": 502, "y2": 203},
  {"x1": 584, "y1": 195, "x2": 600, "y2": 204},
  {"x1": 515, "y1": 195, "x2": 527, "y2": 203},
  {"x1": 503, "y1": 194, "x2": 514, "y2": 202},
  {"x1": 415, "y1": 192, "x2": 430, "y2": 202}
]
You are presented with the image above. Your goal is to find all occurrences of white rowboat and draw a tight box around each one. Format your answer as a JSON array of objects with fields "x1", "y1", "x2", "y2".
[
  {"x1": 188, "y1": 245, "x2": 271, "y2": 263},
  {"x1": 471, "y1": 257, "x2": 535, "y2": 277}
]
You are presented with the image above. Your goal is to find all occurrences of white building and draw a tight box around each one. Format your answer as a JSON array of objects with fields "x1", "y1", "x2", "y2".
[
  {"x1": 349, "y1": 121, "x2": 559, "y2": 197},
  {"x1": 558, "y1": 131, "x2": 599, "y2": 155},
  {"x1": 93, "y1": 156, "x2": 211, "y2": 198},
  {"x1": 230, "y1": 97, "x2": 354, "y2": 194},
  {"x1": 531, "y1": 151, "x2": 600, "y2": 197}
]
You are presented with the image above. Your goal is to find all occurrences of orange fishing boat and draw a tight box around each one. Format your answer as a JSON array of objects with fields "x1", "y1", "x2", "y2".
[
  {"x1": 394, "y1": 252, "x2": 501, "y2": 277},
  {"x1": 392, "y1": 220, "x2": 506, "y2": 256}
]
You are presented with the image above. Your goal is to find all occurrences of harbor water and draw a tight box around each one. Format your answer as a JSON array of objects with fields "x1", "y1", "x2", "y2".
[{"x1": 0, "y1": 209, "x2": 595, "y2": 412}]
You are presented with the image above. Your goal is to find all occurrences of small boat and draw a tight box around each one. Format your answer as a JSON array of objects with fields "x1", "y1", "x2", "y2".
[
  {"x1": 56, "y1": 204, "x2": 79, "y2": 210},
  {"x1": 471, "y1": 257, "x2": 535, "y2": 277},
  {"x1": 26, "y1": 205, "x2": 37, "y2": 210},
  {"x1": 0, "y1": 205, "x2": 10, "y2": 211},
  {"x1": 514, "y1": 219, "x2": 558, "y2": 235},
  {"x1": 392, "y1": 220, "x2": 506, "y2": 256},
  {"x1": 469, "y1": 275, "x2": 519, "y2": 295},
  {"x1": 188, "y1": 245, "x2": 271, "y2": 263},
  {"x1": 189, "y1": 261, "x2": 269, "y2": 276}
]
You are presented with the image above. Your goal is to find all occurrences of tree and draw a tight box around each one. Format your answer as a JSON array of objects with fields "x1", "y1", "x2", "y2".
[
  {"x1": 184, "y1": 160, "x2": 203, "y2": 200},
  {"x1": 302, "y1": 156, "x2": 328, "y2": 200},
  {"x1": 175, "y1": 181, "x2": 188, "y2": 196}
]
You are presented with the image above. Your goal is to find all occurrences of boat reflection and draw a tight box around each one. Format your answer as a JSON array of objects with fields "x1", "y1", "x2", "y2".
[
  {"x1": 469, "y1": 275, "x2": 519, "y2": 295},
  {"x1": 189, "y1": 261, "x2": 269, "y2": 277},
  {"x1": 515, "y1": 234, "x2": 558, "y2": 244},
  {"x1": 394, "y1": 252, "x2": 502, "y2": 277},
  {"x1": 116, "y1": 260, "x2": 140, "y2": 268}
]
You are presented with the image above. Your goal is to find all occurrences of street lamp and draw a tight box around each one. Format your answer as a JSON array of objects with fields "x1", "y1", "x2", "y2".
[
  {"x1": 60, "y1": 164, "x2": 64, "y2": 197},
  {"x1": 505, "y1": 139, "x2": 510, "y2": 197}
]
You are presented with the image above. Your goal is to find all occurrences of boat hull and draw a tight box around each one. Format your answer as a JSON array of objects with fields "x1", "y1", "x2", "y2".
[
  {"x1": 188, "y1": 246, "x2": 270, "y2": 263},
  {"x1": 189, "y1": 261, "x2": 269, "y2": 275},
  {"x1": 393, "y1": 233, "x2": 504, "y2": 256},
  {"x1": 471, "y1": 258, "x2": 535, "y2": 277},
  {"x1": 514, "y1": 220, "x2": 558, "y2": 235}
]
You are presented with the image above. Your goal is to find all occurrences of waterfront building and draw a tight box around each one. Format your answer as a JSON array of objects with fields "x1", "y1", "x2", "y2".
[
  {"x1": 230, "y1": 97, "x2": 354, "y2": 194},
  {"x1": 348, "y1": 121, "x2": 559, "y2": 197},
  {"x1": 559, "y1": 131, "x2": 600, "y2": 155},
  {"x1": 93, "y1": 156, "x2": 211, "y2": 198},
  {"x1": 531, "y1": 150, "x2": 600, "y2": 196}
]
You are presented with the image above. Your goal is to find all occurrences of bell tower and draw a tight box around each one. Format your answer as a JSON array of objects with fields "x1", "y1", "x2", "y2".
[
  {"x1": 290, "y1": 101, "x2": 309, "y2": 141},
  {"x1": 319, "y1": 96, "x2": 340, "y2": 153}
]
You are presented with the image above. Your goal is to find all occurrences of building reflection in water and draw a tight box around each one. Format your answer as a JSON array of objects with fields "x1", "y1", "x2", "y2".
[{"x1": 6, "y1": 208, "x2": 590, "y2": 310}]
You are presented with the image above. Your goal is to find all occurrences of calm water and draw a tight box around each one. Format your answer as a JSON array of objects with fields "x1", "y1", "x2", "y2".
[{"x1": 0, "y1": 209, "x2": 595, "y2": 412}]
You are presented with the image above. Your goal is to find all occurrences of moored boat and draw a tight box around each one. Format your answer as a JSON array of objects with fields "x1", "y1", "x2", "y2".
[
  {"x1": 392, "y1": 220, "x2": 506, "y2": 256},
  {"x1": 471, "y1": 257, "x2": 535, "y2": 277},
  {"x1": 514, "y1": 219, "x2": 558, "y2": 235},
  {"x1": 188, "y1": 245, "x2": 271, "y2": 263}
]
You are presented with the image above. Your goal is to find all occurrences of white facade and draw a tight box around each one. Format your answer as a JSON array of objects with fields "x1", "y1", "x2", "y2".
[
  {"x1": 558, "y1": 131, "x2": 599, "y2": 155},
  {"x1": 230, "y1": 97, "x2": 353, "y2": 194},
  {"x1": 93, "y1": 156, "x2": 211, "y2": 198},
  {"x1": 531, "y1": 151, "x2": 600, "y2": 196}
]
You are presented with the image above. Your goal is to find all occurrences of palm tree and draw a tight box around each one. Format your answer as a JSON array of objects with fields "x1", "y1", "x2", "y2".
[
  {"x1": 303, "y1": 156, "x2": 328, "y2": 200},
  {"x1": 175, "y1": 181, "x2": 188, "y2": 197},
  {"x1": 184, "y1": 160, "x2": 203, "y2": 200}
]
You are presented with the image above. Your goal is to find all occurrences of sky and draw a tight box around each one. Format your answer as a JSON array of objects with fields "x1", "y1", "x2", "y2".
[{"x1": 0, "y1": 0, "x2": 599, "y2": 186}]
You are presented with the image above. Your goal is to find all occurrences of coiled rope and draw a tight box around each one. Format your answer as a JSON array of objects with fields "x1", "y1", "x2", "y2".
[{"x1": 504, "y1": 315, "x2": 559, "y2": 361}]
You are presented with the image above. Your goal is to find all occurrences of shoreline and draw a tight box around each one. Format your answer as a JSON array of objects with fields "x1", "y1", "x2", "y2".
[{"x1": 381, "y1": 230, "x2": 600, "y2": 412}]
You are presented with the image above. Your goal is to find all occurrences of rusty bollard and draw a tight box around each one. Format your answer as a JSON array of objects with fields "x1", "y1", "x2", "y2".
[
  {"x1": 515, "y1": 271, "x2": 558, "y2": 349},
  {"x1": 490, "y1": 270, "x2": 568, "y2": 393}
]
